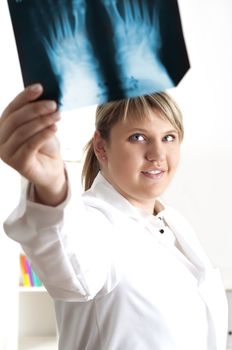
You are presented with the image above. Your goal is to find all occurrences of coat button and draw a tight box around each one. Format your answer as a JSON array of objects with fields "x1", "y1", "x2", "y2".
[{"x1": 159, "y1": 229, "x2": 164, "y2": 234}]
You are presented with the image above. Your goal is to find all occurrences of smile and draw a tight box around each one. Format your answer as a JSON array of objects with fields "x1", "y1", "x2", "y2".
[
  {"x1": 141, "y1": 169, "x2": 165, "y2": 179},
  {"x1": 142, "y1": 170, "x2": 162, "y2": 175}
]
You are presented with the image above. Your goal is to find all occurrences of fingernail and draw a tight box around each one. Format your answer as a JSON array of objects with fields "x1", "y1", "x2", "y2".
[
  {"x1": 52, "y1": 112, "x2": 61, "y2": 120},
  {"x1": 29, "y1": 84, "x2": 43, "y2": 93},
  {"x1": 44, "y1": 101, "x2": 57, "y2": 111}
]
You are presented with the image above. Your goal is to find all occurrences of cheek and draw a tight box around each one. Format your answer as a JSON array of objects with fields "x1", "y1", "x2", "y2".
[
  {"x1": 108, "y1": 144, "x2": 133, "y2": 165},
  {"x1": 108, "y1": 150, "x2": 137, "y2": 179},
  {"x1": 168, "y1": 148, "x2": 180, "y2": 170}
]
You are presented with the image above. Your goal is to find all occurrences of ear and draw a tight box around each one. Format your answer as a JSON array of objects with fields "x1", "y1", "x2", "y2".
[{"x1": 93, "y1": 130, "x2": 107, "y2": 163}]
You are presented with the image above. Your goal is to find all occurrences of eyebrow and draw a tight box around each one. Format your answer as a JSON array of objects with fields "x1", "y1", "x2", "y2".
[
  {"x1": 128, "y1": 128, "x2": 178, "y2": 135},
  {"x1": 163, "y1": 129, "x2": 179, "y2": 135}
]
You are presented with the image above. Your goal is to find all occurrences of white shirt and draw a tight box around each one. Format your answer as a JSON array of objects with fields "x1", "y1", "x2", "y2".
[{"x1": 4, "y1": 172, "x2": 228, "y2": 350}]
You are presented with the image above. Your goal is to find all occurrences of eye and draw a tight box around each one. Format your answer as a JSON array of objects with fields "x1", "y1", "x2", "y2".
[
  {"x1": 129, "y1": 133, "x2": 146, "y2": 142},
  {"x1": 163, "y1": 134, "x2": 176, "y2": 142}
]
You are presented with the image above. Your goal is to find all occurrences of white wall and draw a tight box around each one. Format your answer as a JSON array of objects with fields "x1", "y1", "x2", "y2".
[
  {"x1": 0, "y1": 162, "x2": 20, "y2": 350},
  {"x1": 0, "y1": 0, "x2": 232, "y2": 295},
  {"x1": 164, "y1": 0, "x2": 232, "y2": 277}
]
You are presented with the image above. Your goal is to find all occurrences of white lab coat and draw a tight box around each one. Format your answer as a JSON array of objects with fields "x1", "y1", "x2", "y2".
[{"x1": 4, "y1": 172, "x2": 228, "y2": 350}]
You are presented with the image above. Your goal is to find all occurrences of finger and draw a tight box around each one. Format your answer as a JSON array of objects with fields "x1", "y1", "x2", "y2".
[
  {"x1": 2, "y1": 124, "x2": 58, "y2": 174},
  {"x1": 1, "y1": 113, "x2": 60, "y2": 160},
  {"x1": 1, "y1": 84, "x2": 44, "y2": 118},
  {"x1": 0, "y1": 100, "x2": 58, "y2": 144},
  {"x1": 13, "y1": 124, "x2": 58, "y2": 167}
]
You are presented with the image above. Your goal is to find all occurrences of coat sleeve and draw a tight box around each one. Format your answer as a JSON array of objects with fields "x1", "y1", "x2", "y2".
[{"x1": 3, "y1": 178, "x2": 119, "y2": 302}]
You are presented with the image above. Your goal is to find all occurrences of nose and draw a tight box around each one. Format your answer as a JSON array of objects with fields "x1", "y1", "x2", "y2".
[{"x1": 145, "y1": 142, "x2": 165, "y2": 163}]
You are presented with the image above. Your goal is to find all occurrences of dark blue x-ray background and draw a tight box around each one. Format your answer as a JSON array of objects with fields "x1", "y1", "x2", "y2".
[{"x1": 8, "y1": 0, "x2": 190, "y2": 110}]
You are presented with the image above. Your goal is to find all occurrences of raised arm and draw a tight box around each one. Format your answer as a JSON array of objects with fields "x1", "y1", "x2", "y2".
[
  {"x1": 1, "y1": 86, "x2": 119, "y2": 301},
  {"x1": 0, "y1": 84, "x2": 67, "y2": 206}
]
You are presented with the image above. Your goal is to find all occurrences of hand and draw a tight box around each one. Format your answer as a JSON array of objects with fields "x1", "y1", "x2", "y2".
[{"x1": 0, "y1": 84, "x2": 67, "y2": 206}]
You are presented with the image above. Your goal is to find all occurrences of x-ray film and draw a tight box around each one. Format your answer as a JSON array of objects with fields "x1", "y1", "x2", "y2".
[{"x1": 7, "y1": 0, "x2": 190, "y2": 111}]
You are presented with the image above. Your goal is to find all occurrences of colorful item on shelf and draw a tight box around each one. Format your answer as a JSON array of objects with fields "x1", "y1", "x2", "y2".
[{"x1": 20, "y1": 254, "x2": 42, "y2": 287}]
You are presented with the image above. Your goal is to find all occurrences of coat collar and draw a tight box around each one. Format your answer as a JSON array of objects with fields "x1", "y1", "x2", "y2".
[
  {"x1": 84, "y1": 172, "x2": 165, "y2": 223},
  {"x1": 84, "y1": 172, "x2": 213, "y2": 276}
]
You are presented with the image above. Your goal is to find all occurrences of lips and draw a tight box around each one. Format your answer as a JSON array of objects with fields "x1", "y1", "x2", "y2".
[
  {"x1": 141, "y1": 168, "x2": 166, "y2": 179},
  {"x1": 142, "y1": 169, "x2": 163, "y2": 175}
]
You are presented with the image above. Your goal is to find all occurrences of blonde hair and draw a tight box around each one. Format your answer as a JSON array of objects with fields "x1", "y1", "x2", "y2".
[{"x1": 82, "y1": 92, "x2": 184, "y2": 191}]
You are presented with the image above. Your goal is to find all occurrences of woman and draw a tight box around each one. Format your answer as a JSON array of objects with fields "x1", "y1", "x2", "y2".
[{"x1": 0, "y1": 84, "x2": 228, "y2": 349}]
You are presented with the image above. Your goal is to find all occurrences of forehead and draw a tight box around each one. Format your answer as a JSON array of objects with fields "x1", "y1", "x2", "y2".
[
  {"x1": 120, "y1": 108, "x2": 174, "y2": 130},
  {"x1": 126, "y1": 108, "x2": 172, "y2": 126}
]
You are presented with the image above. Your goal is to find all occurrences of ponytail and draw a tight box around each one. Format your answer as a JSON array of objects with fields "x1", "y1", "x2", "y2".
[{"x1": 81, "y1": 138, "x2": 100, "y2": 191}]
